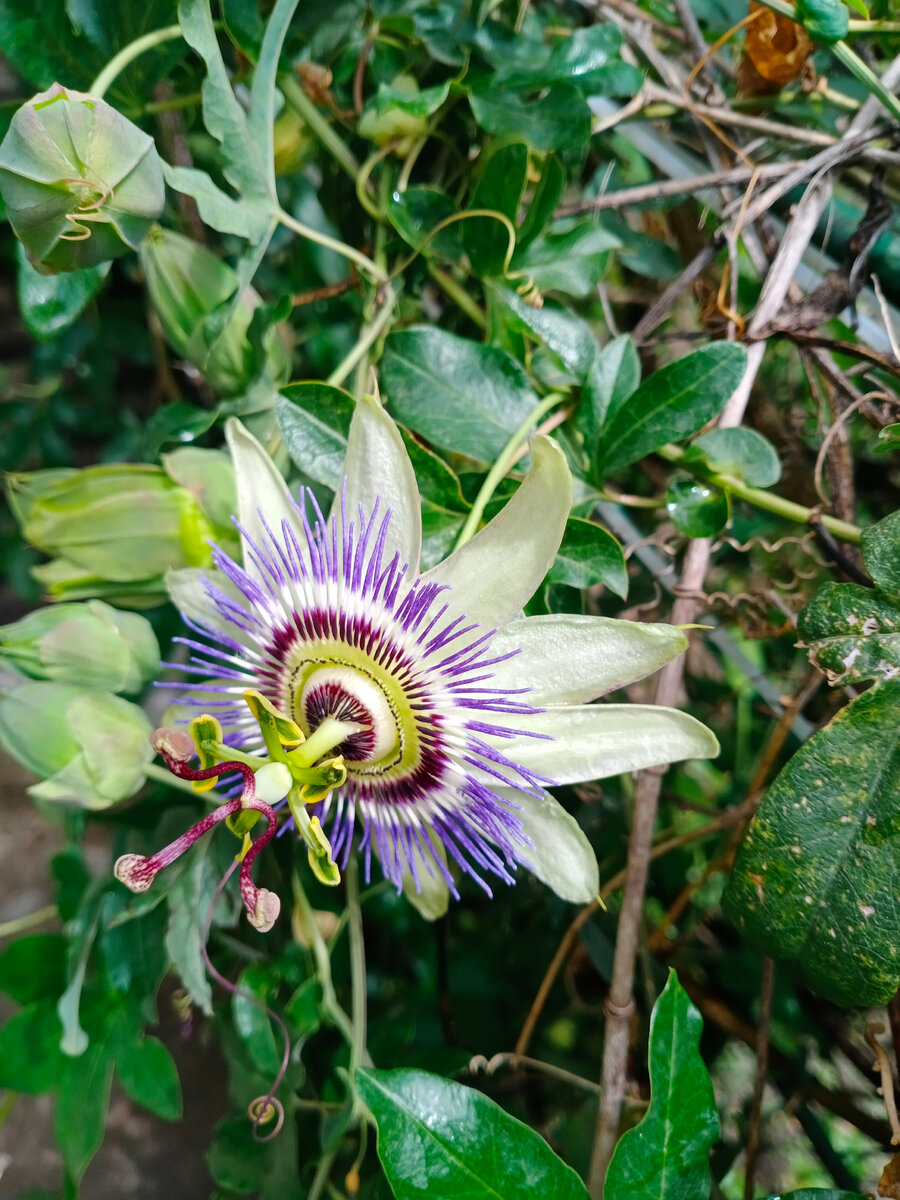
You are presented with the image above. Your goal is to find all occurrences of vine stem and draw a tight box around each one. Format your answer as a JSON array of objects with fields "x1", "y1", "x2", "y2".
[
  {"x1": 454, "y1": 392, "x2": 567, "y2": 550},
  {"x1": 656, "y1": 444, "x2": 862, "y2": 544},
  {"x1": 346, "y1": 855, "x2": 370, "y2": 1075},
  {"x1": 89, "y1": 24, "x2": 185, "y2": 97},
  {"x1": 277, "y1": 206, "x2": 387, "y2": 285},
  {"x1": 327, "y1": 286, "x2": 397, "y2": 390},
  {"x1": 291, "y1": 871, "x2": 354, "y2": 1046},
  {"x1": 0, "y1": 904, "x2": 57, "y2": 940},
  {"x1": 279, "y1": 73, "x2": 361, "y2": 182}
]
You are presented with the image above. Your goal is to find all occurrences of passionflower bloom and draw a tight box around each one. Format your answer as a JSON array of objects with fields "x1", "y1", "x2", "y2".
[{"x1": 161, "y1": 397, "x2": 717, "y2": 917}]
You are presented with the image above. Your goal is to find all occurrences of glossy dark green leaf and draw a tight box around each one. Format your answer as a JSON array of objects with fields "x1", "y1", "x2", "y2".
[
  {"x1": 798, "y1": 583, "x2": 900, "y2": 685},
  {"x1": 665, "y1": 477, "x2": 730, "y2": 538},
  {"x1": 576, "y1": 336, "x2": 640, "y2": 456},
  {"x1": 17, "y1": 247, "x2": 109, "y2": 341},
  {"x1": 685, "y1": 427, "x2": 782, "y2": 487},
  {"x1": 513, "y1": 224, "x2": 620, "y2": 299},
  {"x1": 517, "y1": 155, "x2": 566, "y2": 250},
  {"x1": 862, "y1": 510, "x2": 900, "y2": 601},
  {"x1": 596, "y1": 343, "x2": 748, "y2": 478},
  {"x1": 605, "y1": 970, "x2": 718, "y2": 1200},
  {"x1": 548, "y1": 518, "x2": 628, "y2": 599},
  {"x1": 400, "y1": 430, "x2": 469, "y2": 513},
  {"x1": 463, "y1": 143, "x2": 528, "y2": 278},
  {"x1": 0, "y1": 999, "x2": 66, "y2": 1093},
  {"x1": 499, "y1": 26, "x2": 642, "y2": 96},
  {"x1": 116, "y1": 1033, "x2": 183, "y2": 1121},
  {"x1": 724, "y1": 680, "x2": 900, "y2": 1006},
  {"x1": 276, "y1": 383, "x2": 355, "y2": 490},
  {"x1": 381, "y1": 327, "x2": 539, "y2": 463},
  {"x1": 469, "y1": 85, "x2": 591, "y2": 156},
  {"x1": 0, "y1": 933, "x2": 66, "y2": 1004},
  {"x1": 284, "y1": 978, "x2": 322, "y2": 1039},
  {"x1": 141, "y1": 402, "x2": 219, "y2": 457},
  {"x1": 388, "y1": 187, "x2": 463, "y2": 258},
  {"x1": 357, "y1": 1067, "x2": 590, "y2": 1199},
  {"x1": 491, "y1": 286, "x2": 597, "y2": 378},
  {"x1": 420, "y1": 504, "x2": 467, "y2": 570},
  {"x1": 232, "y1": 963, "x2": 282, "y2": 1076},
  {"x1": 165, "y1": 853, "x2": 215, "y2": 1016}
]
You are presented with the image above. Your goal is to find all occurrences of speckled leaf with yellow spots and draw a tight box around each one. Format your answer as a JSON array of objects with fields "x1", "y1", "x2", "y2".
[{"x1": 724, "y1": 680, "x2": 900, "y2": 1007}]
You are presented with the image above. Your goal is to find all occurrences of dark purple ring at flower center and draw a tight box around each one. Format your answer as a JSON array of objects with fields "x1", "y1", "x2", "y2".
[{"x1": 302, "y1": 679, "x2": 375, "y2": 761}]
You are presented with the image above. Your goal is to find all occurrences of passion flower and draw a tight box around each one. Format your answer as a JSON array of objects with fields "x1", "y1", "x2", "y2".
[{"x1": 161, "y1": 397, "x2": 718, "y2": 915}]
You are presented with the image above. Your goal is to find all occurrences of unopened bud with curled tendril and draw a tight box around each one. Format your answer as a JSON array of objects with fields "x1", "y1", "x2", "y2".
[{"x1": 0, "y1": 83, "x2": 164, "y2": 272}]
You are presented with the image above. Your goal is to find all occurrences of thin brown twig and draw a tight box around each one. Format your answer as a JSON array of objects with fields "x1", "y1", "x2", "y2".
[
  {"x1": 744, "y1": 958, "x2": 775, "y2": 1200},
  {"x1": 556, "y1": 163, "x2": 797, "y2": 216}
]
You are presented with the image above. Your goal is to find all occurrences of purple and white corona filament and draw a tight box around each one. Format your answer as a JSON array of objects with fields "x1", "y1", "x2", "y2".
[
  {"x1": 171, "y1": 488, "x2": 552, "y2": 897},
  {"x1": 163, "y1": 400, "x2": 718, "y2": 909}
]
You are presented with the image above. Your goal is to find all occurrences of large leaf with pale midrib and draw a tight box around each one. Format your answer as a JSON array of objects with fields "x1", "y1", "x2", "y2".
[
  {"x1": 724, "y1": 680, "x2": 900, "y2": 1006},
  {"x1": 358, "y1": 1067, "x2": 589, "y2": 1199},
  {"x1": 595, "y1": 344, "x2": 747, "y2": 478},
  {"x1": 605, "y1": 970, "x2": 718, "y2": 1200}
]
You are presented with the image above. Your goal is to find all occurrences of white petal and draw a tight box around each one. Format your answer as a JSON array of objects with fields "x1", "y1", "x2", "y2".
[
  {"x1": 225, "y1": 418, "x2": 299, "y2": 578},
  {"x1": 500, "y1": 787, "x2": 599, "y2": 904},
  {"x1": 505, "y1": 704, "x2": 719, "y2": 784},
  {"x1": 421, "y1": 436, "x2": 571, "y2": 627},
  {"x1": 490, "y1": 615, "x2": 689, "y2": 704},
  {"x1": 336, "y1": 394, "x2": 422, "y2": 574}
]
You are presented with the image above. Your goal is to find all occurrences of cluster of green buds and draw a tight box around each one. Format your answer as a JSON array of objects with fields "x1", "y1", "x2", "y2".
[
  {"x1": 0, "y1": 599, "x2": 159, "y2": 808},
  {"x1": 0, "y1": 84, "x2": 164, "y2": 272},
  {"x1": 140, "y1": 226, "x2": 292, "y2": 399},
  {"x1": 114, "y1": 689, "x2": 349, "y2": 934},
  {"x1": 0, "y1": 599, "x2": 159, "y2": 692},
  {"x1": 6, "y1": 447, "x2": 237, "y2": 607}
]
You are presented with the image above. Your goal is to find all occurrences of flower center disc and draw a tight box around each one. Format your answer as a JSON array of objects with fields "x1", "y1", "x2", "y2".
[{"x1": 298, "y1": 666, "x2": 400, "y2": 764}]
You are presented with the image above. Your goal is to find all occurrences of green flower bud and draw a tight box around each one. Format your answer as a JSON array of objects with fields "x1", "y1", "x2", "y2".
[
  {"x1": 358, "y1": 77, "x2": 446, "y2": 155},
  {"x1": 140, "y1": 226, "x2": 291, "y2": 396},
  {"x1": 272, "y1": 107, "x2": 315, "y2": 175},
  {"x1": 0, "y1": 681, "x2": 152, "y2": 809},
  {"x1": 6, "y1": 464, "x2": 215, "y2": 602},
  {"x1": 0, "y1": 600, "x2": 159, "y2": 693},
  {"x1": 0, "y1": 84, "x2": 164, "y2": 273}
]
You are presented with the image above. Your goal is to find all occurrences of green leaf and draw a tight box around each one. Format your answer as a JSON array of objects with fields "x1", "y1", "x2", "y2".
[
  {"x1": 685, "y1": 427, "x2": 781, "y2": 487},
  {"x1": 16, "y1": 245, "x2": 109, "y2": 341},
  {"x1": 665, "y1": 478, "x2": 730, "y2": 538},
  {"x1": 162, "y1": 163, "x2": 270, "y2": 241},
  {"x1": 513, "y1": 223, "x2": 620, "y2": 299},
  {"x1": 548, "y1": 518, "x2": 628, "y2": 599},
  {"x1": 357, "y1": 1067, "x2": 590, "y2": 1200},
  {"x1": 0, "y1": 933, "x2": 66, "y2": 1004},
  {"x1": 576, "y1": 336, "x2": 640, "y2": 457},
  {"x1": 491, "y1": 286, "x2": 598, "y2": 378},
  {"x1": 596, "y1": 343, "x2": 748, "y2": 478},
  {"x1": 723, "y1": 680, "x2": 900, "y2": 1006},
  {"x1": 0, "y1": 1000, "x2": 66, "y2": 1093},
  {"x1": 498, "y1": 26, "x2": 643, "y2": 97},
  {"x1": 55, "y1": 1017, "x2": 117, "y2": 1180},
  {"x1": 232, "y1": 963, "x2": 282, "y2": 1075},
  {"x1": 387, "y1": 187, "x2": 462, "y2": 258},
  {"x1": 463, "y1": 142, "x2": 528, "y2": 278},
  {"x1": 400, "y1": 430, "x2": 469, "y2": 513},
  {"x1": 116, "y1": 1034, "x2": 183, "y2": 1121},
  {"x1": 284, "y1": 978, "x2": 322, "y2": 1039},
  {"x1": 517, "y1": 155, "x2": 566, "y2": 250},
  {"x1": 469, "y1": 85, "x2": 592, "y2": 156},
  {"x1": 798, "y1": 582, "x2": 900, "y2": 685},
  {"x1": 381, "y1": 327, "x2": 540, "y2": 463},
  {"x1": 862, "y1": 510, "x2": 900, "y2": 601},
  {"x1": 275, "y1": 383, "x2": 355, "y2": 490},
  {"x1": 605, "y1": 970, "x2": 718, "y2": 1200},
  {"x1": 165, "y1": 852, "x2": 215, "y2": 1016},
  {"x1": 797, "y1": 0, "x2": 849, "y2": 40}
]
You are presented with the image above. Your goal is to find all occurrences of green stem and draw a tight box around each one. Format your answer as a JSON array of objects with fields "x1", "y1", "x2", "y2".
[
  {"x1": 455, "y1": 392, "x2": 568, "y2": 550},
  {"x1": 277, "y1": 206, "x2": 387, "y2": 284},
  {"x1": 346, "y1": 856, "x2": 369, "y2": 1075},
  {"x1": 427, "y1": 263, "x2": 488, "y2": 330},
  {"x1": 143, "y1": 91, "x2": 203, "y2": 115},
  {"x1": 657, "y1": 444, "x2": 863, "y2": 543},
  {"x1": 307, "y1": 1149, "x2": 338, "y2": 1200},
  {"x1": 279, "y1": 74, "x2": 361, "y2": 182},
  {"x1": 144, "y1": 761, "x2": 202, "y2": 796},
  {"x1": 0, "y1": 904, "x2": 57, "y2": 940},
  {"x1": 753, "y1": 0, "x2": 900, "y2": 121},
  {"x1": 327, "y1": 286, "x2": 397, "y2": 390},
  {"x1": 292, "y1": 871, "x2": 355, "y2": 1045},
  {"x1": 90, "y1": 25, "x2": 186, "y2": 98}
]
